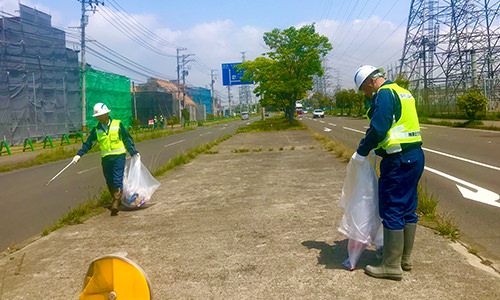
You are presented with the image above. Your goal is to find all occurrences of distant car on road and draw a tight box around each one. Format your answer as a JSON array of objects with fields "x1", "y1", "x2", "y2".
[
  {"x1": 241, "y1": 111, "x2": 249, "y2": 120},
  {"x1": 313, "y1": 109, "x2": 324, "y2": 118}
]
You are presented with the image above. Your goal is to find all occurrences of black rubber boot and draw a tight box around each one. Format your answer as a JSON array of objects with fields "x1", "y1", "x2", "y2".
[
  {"x1": 110, "y1": 188, "x2": 122, "y2": 216},
  {"x1": 365, "y1": 228, "x2": 404, "y2": 281},
  {"x1": 402, "y1": 223, "x2": 417, "y2": 271}
]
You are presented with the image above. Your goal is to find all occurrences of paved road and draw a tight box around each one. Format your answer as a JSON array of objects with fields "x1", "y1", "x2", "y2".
[
  {"x1": 0, "y1": 118, "x2": 256, "y2": 251},
  {"x1": 301, "y1": 114, "x2": 500, "y2": 263}
]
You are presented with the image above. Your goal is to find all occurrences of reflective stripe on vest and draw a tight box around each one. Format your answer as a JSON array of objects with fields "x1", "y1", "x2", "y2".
[
  {"x1": 96, "y1": 119, "x2": 126, "y2": 157},
  {"x1": 368, "y1": 83, "x2": 422, "y2": 154}
]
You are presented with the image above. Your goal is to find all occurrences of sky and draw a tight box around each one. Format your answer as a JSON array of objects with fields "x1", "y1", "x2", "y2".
[{"x1": 0, "y1": 0, "x2": 412, "y2": 104}]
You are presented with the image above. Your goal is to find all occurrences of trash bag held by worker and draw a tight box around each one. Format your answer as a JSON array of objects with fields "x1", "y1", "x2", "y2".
[
  {"x1": 122, "y1": 155, "x2": 161, "y2": 208},
  {"x1": 338, "y1": 156, "x2": 383, "y2": 270}
]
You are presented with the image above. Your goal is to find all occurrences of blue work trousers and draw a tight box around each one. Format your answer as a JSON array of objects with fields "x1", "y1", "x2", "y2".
[
  {"x1": 379, "y1": 148, "x2": 425, "y2": 230},
  {"x1": 101, "y1": 153, "x2": 126, "y2": 193}
]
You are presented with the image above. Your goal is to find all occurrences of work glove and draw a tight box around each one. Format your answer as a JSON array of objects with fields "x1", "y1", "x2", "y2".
[
  {"x1": 351, "y1": 151, "x2": 367, "y2": 163},
  {"x1": 72, "y1": 155, "x2": 81, "y2": 164},
  {"x1": 134, "y1": 153, "x2": 140, "y2": 158}
]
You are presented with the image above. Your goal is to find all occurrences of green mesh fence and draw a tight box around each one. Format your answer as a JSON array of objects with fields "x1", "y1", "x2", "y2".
[{"x1": 82, "y1": 68, "x2": 132, "y2": 129}]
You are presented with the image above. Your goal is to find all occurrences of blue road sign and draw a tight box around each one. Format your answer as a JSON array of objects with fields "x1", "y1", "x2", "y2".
[{"x1": 221, "y1": 62, "x2": 252, "y2": 86}]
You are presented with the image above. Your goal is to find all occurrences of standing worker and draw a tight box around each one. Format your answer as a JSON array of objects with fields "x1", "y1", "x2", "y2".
[
  {"x1": 72, "y1": 103, "x2": 140, "y2": 216},
  {"x1": 352, "y1": 66, "x2": 425, "y2": 280}
]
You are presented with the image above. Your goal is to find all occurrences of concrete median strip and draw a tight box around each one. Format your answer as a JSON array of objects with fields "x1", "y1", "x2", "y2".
[{"x1": 0, "y1": 130, "x2": 499, "y2": 299}]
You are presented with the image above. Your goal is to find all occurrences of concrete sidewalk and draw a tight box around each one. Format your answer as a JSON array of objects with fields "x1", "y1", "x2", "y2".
[{"x1": 1, "y1": 130, "x2": 499, "y2": 299}]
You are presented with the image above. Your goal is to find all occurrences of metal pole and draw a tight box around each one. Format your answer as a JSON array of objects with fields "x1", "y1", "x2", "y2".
[
  {"x1": 228, "y1": 86, "x2": 231, "y2": 116},
  {"x1": 80, "y1": 0, "x2": 87, "y2": 132},
  {"x1": 133, "y1": 81, "x2": 137, "y2": 120},
  {"x1": 32, "y1": 72, "x2": 38, "y2": 133}
]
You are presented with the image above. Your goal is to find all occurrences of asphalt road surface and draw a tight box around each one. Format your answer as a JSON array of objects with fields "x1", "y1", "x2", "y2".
[
  {"x1": 301, "y1": 114, "x2": 500, "y2": 263},
  {"x1": 0, "y1": 118, "x2": 256, "y2": 252}
]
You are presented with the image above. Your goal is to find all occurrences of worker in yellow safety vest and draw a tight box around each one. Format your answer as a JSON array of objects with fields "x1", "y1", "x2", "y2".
[
  {"x1": 72, "y1": 103, "x2": 139, "y2": 216},
  {"x1": 352, "y1": 65, "x2": 425, "y2": 280}
]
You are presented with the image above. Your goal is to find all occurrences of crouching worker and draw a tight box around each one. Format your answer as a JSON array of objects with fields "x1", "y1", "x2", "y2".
[{"x1": 72, "y1": 103, "x2": 139, "y2": 216}]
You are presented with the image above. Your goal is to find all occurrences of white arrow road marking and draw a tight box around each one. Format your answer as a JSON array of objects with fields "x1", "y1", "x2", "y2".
[
  {"x1": 77, "y1": 166, "x2": 99, "y2": 175},
  {"x1": 164, "y1": 139, "x2": 185, "y2": 147},
  {"x1": 324, "y1": 127, "x2": 332, "y2": 132},
  {"x1": 425, "y1": 166, "x2": 500, "y2": 208},
  {"x1": 328, "y1": 123, "x2": 337, "y2": 126}
]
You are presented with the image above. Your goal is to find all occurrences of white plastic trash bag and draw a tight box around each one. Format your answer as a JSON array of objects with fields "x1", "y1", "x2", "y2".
[
  {"x1": 338, "y1": 156, "x2": 383, "y2": 270},
  {"x1": 122, "y1": 155, "x2": 161, "y2": 208}
]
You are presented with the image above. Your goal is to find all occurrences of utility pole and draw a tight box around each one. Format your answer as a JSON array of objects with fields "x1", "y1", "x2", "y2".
[
  {"x1": 210, "y1": 69, "x2": 217, "y2": 117},
  {"x1": 176, "y1": 48, "x2": 186, "y2": 119},
  {"x1": 181, "y1": 53, "x2": 194, "y2": 124},
  {"x1": 132, "y1": 81, "x2": 137, "y2": 120},
  {"x1": 79, "y1": 0, "x2": 103, "y2": 132}
]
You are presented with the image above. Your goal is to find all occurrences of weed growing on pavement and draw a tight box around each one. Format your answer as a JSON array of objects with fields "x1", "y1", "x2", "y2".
[
  {"x1": 416, "y1": 182, "x2": 439, "y2": 220},
  {"x1": 310, "y1": 131, "x2": 352, "y2": 162},
  {"x1": 252, "y1": 148, "x2": 263, "y2": 152},
  {"x1": 268, "y1": 148, "x2": 274, "y2": 151},
  {"x1": 232, "y1": 148, "x2": 250, "y2": 153},
  {"x1": 290, "y1": 146, "x2": 295, "y2": 150},
  {"x1": 435, "y1": 213, "x2": 460, "y2": 240},
  {"x1": 279, "y1": 147, "x2": 283, "y2": 151}
]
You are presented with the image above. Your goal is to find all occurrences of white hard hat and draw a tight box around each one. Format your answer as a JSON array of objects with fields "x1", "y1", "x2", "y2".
[
  {"x1": 354, "y1": 65, "x2": 381, "y2": 91},
  {"x1": 92, "y1": 103, "x2": 111, "y2": 117}
]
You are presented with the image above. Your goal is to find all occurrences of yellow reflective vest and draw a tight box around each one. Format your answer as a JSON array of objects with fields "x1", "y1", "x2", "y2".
[
  {"x1": 368, "y1": 83, "x2": 422, "y2": 154},
  {"x1": 96, "y1": 119, "x2": 126, "y2": 157}
]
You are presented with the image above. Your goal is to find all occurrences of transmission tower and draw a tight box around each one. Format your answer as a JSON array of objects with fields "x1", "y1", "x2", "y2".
[{"x1": 400, "y1": 0, "x2": 500, "y2": 111}]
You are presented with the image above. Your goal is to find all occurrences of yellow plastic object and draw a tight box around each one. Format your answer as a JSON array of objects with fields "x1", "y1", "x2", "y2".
[{"x1": 79, "y1": 255, "x2": 152, "y2": 300}]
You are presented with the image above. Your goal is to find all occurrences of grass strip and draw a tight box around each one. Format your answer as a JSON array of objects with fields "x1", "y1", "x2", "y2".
[
  {"x1": 236, "y1": 115, "x2": 306, "y2": 133},
  {"x1": 419, "y1": 117, "x2": 500, "y2": 131}
]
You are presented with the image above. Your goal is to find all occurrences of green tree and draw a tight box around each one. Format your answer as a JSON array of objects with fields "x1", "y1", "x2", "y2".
[
  {"x1": 394, "y1": 72, "x2": 411, "y2": 89},
  {"x1": 335, "y1": 89, "x2": 349, "y2": 115},
  {"x1": 239, "y1": 24, "x2": 332, "y2": 123},
  {"x1": 456, "y1": 89, "x2": 488, "y2": 120}
]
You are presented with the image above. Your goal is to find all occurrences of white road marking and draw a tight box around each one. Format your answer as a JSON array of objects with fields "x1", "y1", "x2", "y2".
[
  {"x1": 420, "y1": 126, "x2": 427, "y2": 129},
  {"x1": 343, "y1": 126, "x2": 365, "y2": 134},
  {"x1": 328, "y1": 123, "x2": 337, "y2": 126},
  {"x1": 422, "y1": 147, "x2": 500, "y2": 172},
  {"x1": 324, "y1": 127, "x2": 332, "y2": 132},
  {"x1": 77, "y1": 166, "x2": 99, "y2": 174},
  {"x1": 199, "y1": 131, "x2": 213, "y2": 136},
  {"x1": 164, "y1": 139, "x2": 185, "y2": 147},
  {"x1": 425, "y1": 166, "x2": 500, "y2": 207},
  {"x1": 319, "y1": 120, "x2": 325, "y2": 123}
]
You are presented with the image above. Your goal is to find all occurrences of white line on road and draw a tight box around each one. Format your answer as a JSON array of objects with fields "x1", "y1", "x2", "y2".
[
  {"x1": 328, "y1": 123, "x2": 337, "y2": 126},
  {"x1": 425, "y1": 166, "x2": 500, "y2": 207},
  {"x1": 77, "y1": 166, "x2": 99, "y2": 174},
  {"x1": 199, "y1": 132, "x2": 213, "y2": 136},
  {"x1": 343, "y1": 126, "x2": 365, "y2": 134},
  {"x1": 422, "y1": 147, "x2": 500, "y2": 172},
  {"x1": 324, "y1": 127, "x2": 332, "y2": 132},
  {"x1": 164, "y1": 139, "x2": 185, "y2": 148},
  {"x1": 319, "y1": 120, "x2": 325, "y2": 123}
]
